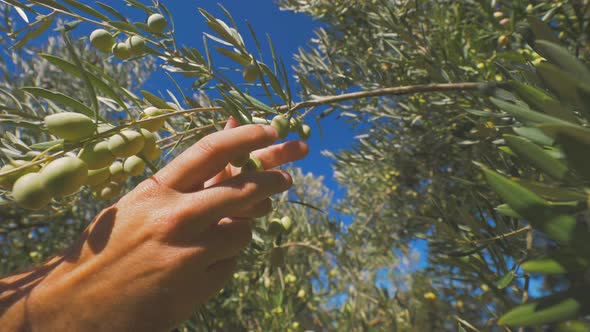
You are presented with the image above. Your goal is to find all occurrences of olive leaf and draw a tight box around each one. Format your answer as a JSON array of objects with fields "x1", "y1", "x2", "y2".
[
  {"x1": 533, "y1": 40, "x2": 590, "y2": 85},
  {"x1": 509, "y1": 82, "x2": 577, "y2": 122},
  {"x1": 490, "y1": 97, "x2": 573, "y2": 126},
  {"x1": 498, "y1": 292, "x2": 583, "y2": 327},
  {"x1": 40, "y1": 54, "x2": 128, "y2": 112},
  {"x1": 495, "y1": 204, "x2": 522, "y2": 218},
  {"x1": 96, "y1": 2, "x2": 127, "y2": 22},
  {"x1": 512, "y1": 127, "x2": 554, "y2": 146},
  {"x1": 503, "y1": 134, "x2": 569, "y2": 181},
  {"x1": 141, "y1": 90, "x2": 172, "y2": 110},
  {"x1": 495, "y1": 270, "x2": 515, "y2": 290},
  {"x1": 522, "y1": 252, "x2": 589, "y2": 275},
  {"x1": 20, "y1": 87, "x2": 96, "y2": 119},
  {"x1": 482, "y1": 167, "x2": 577, "y2": 245},
  {"x1": 60, "y1": 0, "x2": 110, "y2": 22}
]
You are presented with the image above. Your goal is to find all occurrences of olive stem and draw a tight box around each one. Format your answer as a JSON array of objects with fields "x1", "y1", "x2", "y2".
[
  {"x1": 0, "y1": 82, "x2": 490, "y2": 179},
  {"x1": 282, "y1": 82, "x2": 487, "y2": 112},
  {"x1": 280, "y1": 241, "x2": 324, "y2": 254},
  {"x1": 455, "y1": 225, "x2": 532, "y2": 246},
  {"x1": 25, "y1": 4, "x2": 164, "y2": 49}
]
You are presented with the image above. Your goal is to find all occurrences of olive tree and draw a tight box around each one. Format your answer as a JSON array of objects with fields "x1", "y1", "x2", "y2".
[
  {"x1": 279, "y1": 0, "x2": 590, "y2": 330},
  {"x1": 1, "y1": 0, "x2": 589, "y2": 331}
]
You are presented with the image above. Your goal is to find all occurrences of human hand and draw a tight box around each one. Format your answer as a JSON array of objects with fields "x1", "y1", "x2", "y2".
[{"x1": 1, "y1": 120, "x2": 308, "y2": 332}]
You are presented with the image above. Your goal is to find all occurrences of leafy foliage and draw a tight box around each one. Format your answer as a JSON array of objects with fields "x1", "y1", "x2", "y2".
[{"x1": 0, "y1": 0, "x2": 589, "y2": 331}]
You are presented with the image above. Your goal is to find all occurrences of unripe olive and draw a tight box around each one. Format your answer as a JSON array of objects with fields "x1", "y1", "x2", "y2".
[
  {"x1": 96, "y1": 181, "x2": 122, "y2": 201},
  {"x1": 141, "y1": 145, "x2": 162, "y2": 161},
  {"x1": 243, "y1": 63, "x2": 260, "y2": 82},
  {"x1": 108, "y1": 130, "x2": 145, "y2": 158},
  {"x1": 86, "y1": 167, "x2": 110, "y2": 187},
  {"x1": 298, "y1": 124, "x2": 311, "y2": 140},
  {"x1": 0, "y1": 161, "x2": 40, "y2": 190},
  {"x1": 41, "y1": 157, "x2": 88, "y2": 197},
  {"x1": 78, "y1": 140, "x2": 115, "y2": 170},
  {"x1": 268, "y1": 218, "x2": 283, "y2": 237},
  {"x1": 108, "y1": 161, "x2": 128, "y2": 183},
  {"x1": 123, "y1": 156, "x2": 146, "y2": 176},
  {"x1": 139, "y1": 128, "x2": 156, "y2": 146},
  {"x1": 242, "y1": 156, "x2": 263, "y2": 173},
  {"x1": 45, "y1": 112, "x2": 96, "y2": 141},
  {"x1": 498, "y1": 35, "x2": 509, "y2": 47},
  {"x1": 284, "y1": 273, "x2": 297, "y2": 284},
  {"x1": 289, "y1": 117, "x2": 302, "y2": 132},
  {"x1": 268, "y1": 216, "x2": 293, "y2": 236},
  {"x1": 139, "y1": 129, "x2": 161, "y2": 161},
  {"x1": 90, "y1": 29, "x2": 114, "y2": 53},
  {"x1": 280, "y1": 216, "x2": 293, "y2": 233},
  {"x1": 147, "y1": 13, "x2": 167, "y2": 34},
  {"x1": 112, "y1": 42, "x2": 131, "y2": 60},
  {"x1": 270, "y1": 247, "x2": 285, "y2": 268},
  {"x1": 139, "y1": 107, "x2": 166, "y2": 132},
  {"x1": 230, "y1": 153, "x2": 250, "y2": 168},
  {"x1": 271, "y1": 115, "x2": 289, "y2": 139},
  {"x1": 12, "y1": 173, "x2": 52, "y2": 210},
  {"x1": 493, "y1": 11, "x2": 504, "y2": 19},
  {"x1": 126, "y1": 36, "x2": 146, "y2": 57}
]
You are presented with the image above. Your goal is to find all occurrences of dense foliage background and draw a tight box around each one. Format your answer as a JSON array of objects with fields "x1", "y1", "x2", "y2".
[{"x1": 1, "y1": 1, "x2": 589, "y2": 331}]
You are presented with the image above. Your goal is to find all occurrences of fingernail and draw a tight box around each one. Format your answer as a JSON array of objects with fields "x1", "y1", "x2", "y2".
[
  {"x1": 281, "y1": 171, "x2": 293, "y2": 184},
  {"x1": 264, "y1": 125, "x2": 278, "y2": 138}
]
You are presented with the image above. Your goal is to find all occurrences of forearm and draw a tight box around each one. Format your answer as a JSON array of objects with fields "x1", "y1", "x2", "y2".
[
  {"x1": 0, "y1": 256, "x2": 174, "y2": 332},
  {"x1": 0, "y1": 256, "x2": 64, "y2": 332}
]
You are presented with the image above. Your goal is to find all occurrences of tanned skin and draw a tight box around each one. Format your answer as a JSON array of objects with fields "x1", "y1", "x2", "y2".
[{"x1": 0, "y1": 118, "x2": 309, "y2": 331}]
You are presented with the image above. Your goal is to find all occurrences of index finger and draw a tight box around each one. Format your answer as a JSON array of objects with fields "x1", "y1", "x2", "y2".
[{"x1": 155, "y1": 124, "x2": 278, "y2": 192}]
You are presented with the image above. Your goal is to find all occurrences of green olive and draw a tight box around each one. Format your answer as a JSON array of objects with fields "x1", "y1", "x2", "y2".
[
  {"x1": 123, "y1": 156, "x2": 146, "y2": 176},
  {"x1": 78, "y1": 140, "x2": 115, "y2": 170},
  {"x1": 86, "y1": 167, "x2": 111, "y2": 187},
  {"x1": 147, "y1": 14, "x2": 167, "y2": 33},
  {"x1": 95, "y1": 182, "x2": 122, "y2": 201},
  {"x1": 0, "y1": 161, "x2": 40, "y2": 190},
  {"x1": 112, "y1": 42, "x2": 131, "y2": 60},
  {"x1": 90, "y1": 29, "x2": 114, "y2": 53},
  {"x1": 41, "y1": 157, "x2": 88, "y2": 197},
  {"x1": 230, "y1": 153, "x2": 250, "y2": 168},
  {"x1": 108, "y1": 161, "x2": 128, "y2": 183},
  {"x1": 108, "y1": 130, "x2": 145, "y2": 158},
  {"x1": 12, "y1": 172, "x2": 52, "y2": 210},
  {"x1": 141, "y1": 145, "x2": 162, "y2": 161},
  {"x1": 268, "y1": 216, "x2": 293, "y2": 236},
  {"x1": 280, "y1": 216, "x2": 293, "y2": 233},
  {"x1": 139, "y1": 128, "x2": 156, "y2": 146},
  {"x1": 242, "y1": 156, "x2": 263, "y2": 173},
  {"x1": 126, "y1": 36, "x2": 146, "y2": 57},
  {"x1": 289, "y1": 117, "x2": 302, "y2": 132},
  {"x1": 271, "y1": 115, "x2": 289, "y2": 139},
  {"x1": 139, "y1": 107, "x2": 166, "y2": 132},
  {"x1": 298, "y1": 124, "x2": 311, "y2": 141},
  {"x1": 268, "y1": 218, "x2": 283, "y2": 237},
  {"x1": 243, "y1": 63, "x2": 260, "y2": 82},
  {"x1": 45, "y1": 112, "x2": 96, "y2": 141}
]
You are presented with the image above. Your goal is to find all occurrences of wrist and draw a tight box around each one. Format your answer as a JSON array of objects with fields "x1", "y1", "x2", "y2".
[{"x1": 0, "y1": 257, "x2": 66, "y2": 332}]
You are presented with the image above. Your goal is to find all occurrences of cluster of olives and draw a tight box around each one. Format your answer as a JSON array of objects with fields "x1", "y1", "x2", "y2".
[
  {"x1": 0, "y1": 110, "x2": 164, "y2": 210},
  {"x1": 230, "y1": 114, "x2": 311, "y2": 172},
  {"x1": 270, "y1": 114, "x2": 311, "y2": 141},
  {"x1": 89, "y1": 14, "x2": 167, "y2": 59}
]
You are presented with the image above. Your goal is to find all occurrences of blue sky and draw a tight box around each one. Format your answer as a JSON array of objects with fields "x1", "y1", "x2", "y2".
[
  {"x1": 146, "y1": 2, "x2": 358, "y2": 200},
  {"x1": 80, "y1": 1, "x2": 360, "y2": 206}
]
